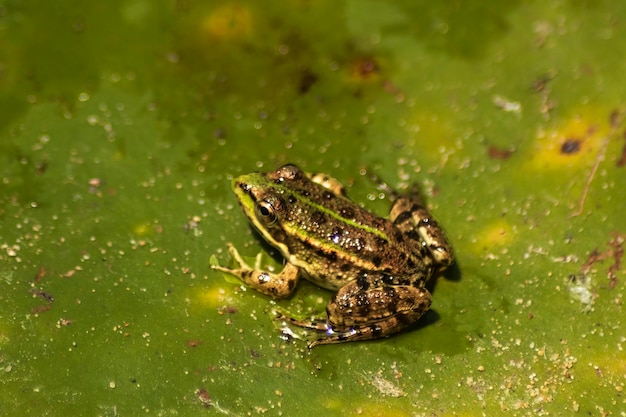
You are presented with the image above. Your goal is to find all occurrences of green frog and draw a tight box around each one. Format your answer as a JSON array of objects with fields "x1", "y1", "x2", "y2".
[{"x1": 212, "y1": 164, "x2": 453, "y2": 347}]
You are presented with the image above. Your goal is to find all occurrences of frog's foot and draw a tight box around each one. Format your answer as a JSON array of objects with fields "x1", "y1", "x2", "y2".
[
  {"x1": 212, "y1": 243, "x2": 257, "y2": 273},
  {"x1": 389, "y1": 195, "x2": 454, "y2": 268},
  {"x1": 276, "y1": 315, "x2": 417, "y2": 348},
  {"x1": 212, "y1": 243, "x2": 300, "y2": 299},
  {"x1": 309, "y1": 319, "x2": 404, "y2": 348},
  {"x1": 274, "y1": 312, "x2": 330, "y2": 332},
  {"x1": 275, "y1": 311, "x2": 422, "y2": 348},
  {"x1": 274, "y1": 313, "x2": 337, "y2": 348}
]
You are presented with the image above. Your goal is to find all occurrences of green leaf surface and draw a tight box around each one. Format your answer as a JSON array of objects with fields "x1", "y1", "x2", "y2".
[{"x1": 1, "y1": 1, "x2": 624, "y2": 416}]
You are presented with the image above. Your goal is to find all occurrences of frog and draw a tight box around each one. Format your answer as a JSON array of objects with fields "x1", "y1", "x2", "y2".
[{"x1": 212, "y1": 164, "x2": 453, "y2": 347}]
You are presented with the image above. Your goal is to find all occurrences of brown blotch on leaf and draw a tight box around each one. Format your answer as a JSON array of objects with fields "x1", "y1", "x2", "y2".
[
  {"x1": 580, "y1": 232, "x2": 624, "y2": 289},
  {"x1": 351, "y1": 56, "x2": 380, "y2": 80},
  {"x1": 34, "y1": 266, "x2": 47, "y2": 282},
  {"x1": 196, "y1": 388, "x2": 212, "y2": 408},
  {"x1": 617, "y1": 144, "x2": 626, "y2": 167},
  {"x1": 618, "y1": 130, "x2": 626, "y2": 167},
  {"x1": 560, "y1": 138, "x2": 581, "y2": 154},
  {"x1": 488, "y1": 146, "x2": 514, "y2": 160},
  {"x1": 298, "y1": 69, "x2": 318, "y2": 94}
]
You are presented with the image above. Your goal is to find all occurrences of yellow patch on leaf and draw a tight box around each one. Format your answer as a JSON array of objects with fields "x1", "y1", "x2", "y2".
[
  {"x1": 473, "y1": 220, "x2": 515, "y2": 253},
  {"x1": 527, "y1": 107, "x2": 612, "y2": 171},
  {"x1": 202, "y1": 4, "x2": 253, "y2": 39}
]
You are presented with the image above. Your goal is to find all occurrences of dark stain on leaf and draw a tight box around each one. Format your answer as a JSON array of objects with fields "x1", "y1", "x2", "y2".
[
  {"x1": 350, "y1": 56, "x2": 380, "y2": 80},
  {"x1": 560, "y1": 138, "x2": 581, "y2": 154},
  {"x1": 618, "y1": 130, "x2": 626, "y2": 167},
  {"x1": 298, "y1": 69, "x2": 318, "y2": 94},
  {"x1": 196, "y1": 388, "x2": 212, "y2": 408},
  {"x1": 488, "y1": 146, "x2": 514, "y2": 160}
]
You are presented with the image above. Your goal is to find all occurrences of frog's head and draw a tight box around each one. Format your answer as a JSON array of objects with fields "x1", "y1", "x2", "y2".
[{"x1": 232, "y1": 165, "x2": 303, "y2": 253}]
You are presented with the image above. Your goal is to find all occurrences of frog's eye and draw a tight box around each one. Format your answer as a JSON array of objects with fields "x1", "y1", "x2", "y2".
[{"x1": 255, "y1": 200, "x2": 277, "y2": 225}]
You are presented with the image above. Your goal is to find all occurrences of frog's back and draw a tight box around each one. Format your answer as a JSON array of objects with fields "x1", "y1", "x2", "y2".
[{"x1": 278, "y1": 179, "x2": 429, "y2": 289}]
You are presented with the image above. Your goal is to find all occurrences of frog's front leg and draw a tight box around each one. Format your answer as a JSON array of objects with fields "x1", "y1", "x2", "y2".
[
  {"x1": 212, "y1": 243, "x2": 300, "y2": 299},
  {"x1": 307, "y1": 172, "x2": 348, "y2": 196},
  {"x1": 390, "y1": 190, "x2": 454, "y2": 268},
  {"x1": 282, "y1": 273, "x2": 432, "y2": 346}
]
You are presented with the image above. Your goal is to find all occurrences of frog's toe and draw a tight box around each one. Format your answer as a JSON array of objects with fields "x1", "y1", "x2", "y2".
[{"x1": 274, "y1": 311, "x2": 330, "y2": 332}]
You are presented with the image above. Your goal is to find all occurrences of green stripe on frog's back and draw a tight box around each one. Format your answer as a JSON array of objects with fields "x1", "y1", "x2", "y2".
[
  {"x1": 232, "y1": 170, "x2": 414, "y2": 273},
  {"x1": 270, "y1": 181, "x2": 399, "y2": 271},
  {"x1": 279, "y1": 222, "x2": 389, "y2": 273},
  {"x1": 273, "y1": 181, "x2": 390, "y2": 241}
]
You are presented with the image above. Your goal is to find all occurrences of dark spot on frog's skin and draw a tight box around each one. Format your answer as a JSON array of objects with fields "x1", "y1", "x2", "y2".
[
  {"x1": 406, "y1": 230, "x2": 420, "y2": 242},
  {"x1": 310, "y1": 211, "x2": 327, "y2": 227},
  {"x1": 323, "y1": 190, "x2": 334, "y2": 200},
  {"x1": 384, "y1": 298, "x2": 398, "y2": 315},
  {"x1": 385, "y1": 286, "x2": 397, "y2": 296},
  {"x1": 356, "y1": 274, "x2": 370, "y2": 290},
  {"x1": 398, "y1": 277, "x2": 412, "y2": 286},
  {"x1": 335, "y1": 332, "x2": 350, "y2": 342},
  {"x1": 287, "y1": 194, "x2": 297, "y2": 204},
  {"x1": 393, "y1": 210, "x2": 412, "y2": 225},
  {"x1": 397, "y1": 312, "x2": 415, "y2": 325},
  {"x1": 277, "y1": 195, "x2": 288, "y2": 208},
  {"x1": 268, "y1": 288, "x2": 280, "y2": 297},
  {"x1": 340, "y1": 263, "x2": 353, "y2": 272},
  {"x1": 370, "y1": 255, "x2": 382, "y2": 267},
  {"x1": 339, "y1": 207, "x2": 355, "y2": 219},
  {"x1": 561, "y1": 138, "x2": 581, "y2": 154},
  {"x1": 428, "y1": 243, "x2": 443, "y2": 255},
  {"x1": 239, "y1": 182, "x2": 254, "y2": 197},
  {"x1": 296, "y1": 238, "x2": 315, "y2": 252},
  {"x1": 319, "y1": 249, "x2": 337, "y2": 262},
  {"x1": 412, "y1": 276, "x2": 426, "y2": 288},
  {"x1": 381, "y1": 274, "x2": 394, "y2": 285},
  {"x1": 418, "y1": 217, "x2": 432, "y2": 227},
  {"x1": 369, "y1": 324, "x2": 383, "y2": 336}
]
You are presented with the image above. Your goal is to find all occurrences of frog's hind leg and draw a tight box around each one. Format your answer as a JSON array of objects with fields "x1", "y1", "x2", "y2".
[
  {"x1": 308, "y1": 314, "x2": 419, "y2": 347},
  {"x1": 321, "y1": 283, "x2": 431, "y2": 346},
  {"x1": 276, "y1": 312, "x2": 419, "y2": 348},
  {"x1": 280, "y1": 277, "x2": 433, "y2": 347}
]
